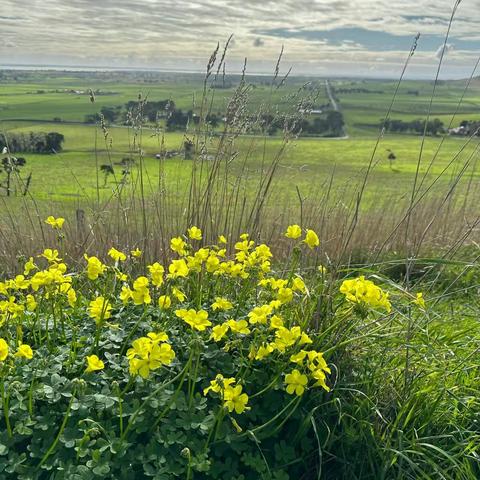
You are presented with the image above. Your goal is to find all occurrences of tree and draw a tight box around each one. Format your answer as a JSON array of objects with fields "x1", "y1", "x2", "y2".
[
  {"x1": 326, "y1": 111, "x2": 345, "y2": 136},
  {"x1": 184, "y1": 140, "x2": 194, "y2": 160},
  {"x1": 0, "y1": 156, "x2": 27, "y2": 196},
  {"x1": 45, "y1": 132, "x2": 65, "y2": 152},
  {"x1": 0, "y1": 132, "x2": 64, "y2": 153},
  {"x1": 387, "y1": 150, "x2": 397, "y2": 169},
  {"x1": 100, "y1": 164, "x2": 114, "y2": 187},
  {"x1": 100, "y1": 106, "x2": 122, "y2": 124}
]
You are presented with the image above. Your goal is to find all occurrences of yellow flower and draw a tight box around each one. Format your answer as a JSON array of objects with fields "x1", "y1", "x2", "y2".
[
  {"x1": 247, "y1": 305, "x2": 272, "y2": 325},
  {"x1": 218, "y1": 235, "x2": 227, "y2": 245},
  {"x1": 151, "y1": 342, "x2": 175, "y2": 365},
  {"x1": 0, "y1": 339, "x2": 8, "y2": 361},
  {"x1": 274, "y1": 327, "x2": 300, "y2": 352},
  {"x1": 127, "y1": 337, "x2": 175, "y2": 378},
  {"x1": 277, "y1": 287, "x2": 293, "y2": 304},
  {"x1": 285, "y1": 224, "x2": 302, "y2": 239},
  {"x1": 285, "y1": 369, "x2": 308, "y2": 396},
  {"x1": 131, "y1": 288, "x2": 151, "y2": 305},
  {"x1": 158, "y1": 295, "x2": 172, "y2": 309},
  {"x1": 42, "y1": 249, "x2": 61, "y2": 263},
  {"x1": 340, "y1": 276, "x2": 391, "y2": 313},
  {"x1": 175, "y1": 309, "x2": 211, "y2": 331},
  {"x1": 292, "y1": 277, "x2": 306, "y2": 293},
  {"x1": 223, "y1": 385, "x2": 249, "y2": 414},
  {"x1": 300, "y1": 332, "x2": 312, "y2": 345},
  {"x1": 133, "y1": 276, "x2": 148, "y2": 290},
  {"x1": 147, "y1": 331, "x2": 169, "y2": 343},
  {"x1": 120, "y1": 286, "x2": 133, "y2": 304},
  {"x1": 203, "y1": 375, "x2": 236, "y2": 396},
  {"x1": 148, "y1": 263, "x2": 165, "y2": 287},
  {"x1": 269, "y1": 315, "x2": 284, "y2": 330},
  {"x1": 206, "y1": 255, "x2": 220, "y2": 273},
  {"x1": 172, "y1": 287, "x2": 186, "y2": 302},
  {"x1": 170, "y1": 237, "x2": 187, "y2": 256},
  {"x1": 15, "y1": 344, "x2": 33, "y2": 360},
  {"x1": 268, "y1": 299, "x2": 281, "y2": 310},
  {"x1": 304, "y1": 229, "x2": 319, "y2": 249},
  {"x1": 131, "y1": 248, "x2": 142, "y2": 258},
  {"x1": 254, "y1": 343, "x2": 274, "y2": 360},
  {"x1": 210, "y1": 324, "x2": 229, "y2": 342},
  {"x1": 24, "y1": 257, "x2": 37, "y2": 276},
  {"x1": 311, "y1": 369, "x2": 330, "y2": 392},
  {"x1": 211, "y1": 297, "x2": 233, "y2": 311},
  {"x1": 413, "y1": 292, "x2": 426, "y2": 309},
  {"x1": 84, "y1": 255, "x2": 106, "y2": 281},
  {"x1": 14, "y1": 275, "x2": 30, "y2": 290},
  {"x1": 290, "y1": 350, "x2": 308, "y2": 364},
  {"x1": 85, "y1": 354, "x2": 105, "y2": 373},
  {"x1": 29, "y1": 272, "x2": 48, "y2": 291},
  {"x1": 226, "y1": 319, "x2": 250, "y2": 335},
  {"x1": 168, "y1": 259, "x2": 189, "y2": 278},
  {"x1": 235, "y1": 239, "x2": 253, "y2": 253},
  {"x1": 187, "y1": 226, "x2": 202, "y2": 241},
  {"x1": 131, "y1": 276, "x2": 151, "y2": 305},
  {"x1": 108, "y1": 247, "x2": 126, "y2": 262},
  {"x1": 26, "y1": 294, "x2": 37, "y2": 312},
  {"x1": 45, "y1": 216, "x2": 65, "y2": 229},
  {"x1": 127, "y1": 337, "x2": 151, "y2": 360},
  {"x1": 88, "y1": 296, "x2": 112, "y2": 324},
  {"x1": 306, "y1": 351, "x2": 331, "y2": 375},
  {"x1": 67, "y1": 288, "x2": 77, "y2": 307}
]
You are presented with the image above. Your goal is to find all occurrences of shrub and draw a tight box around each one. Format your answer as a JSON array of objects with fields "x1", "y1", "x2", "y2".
[{"x1": 0, "y1": 221, "x2": 341, "y2": 479}]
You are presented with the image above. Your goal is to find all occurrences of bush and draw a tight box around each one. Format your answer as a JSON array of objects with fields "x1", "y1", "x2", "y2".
[{"x1": 0, "y1": 222, "x2": 337, "y2": 479}]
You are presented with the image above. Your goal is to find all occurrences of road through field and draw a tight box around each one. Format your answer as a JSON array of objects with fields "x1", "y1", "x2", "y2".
[{"x1": 326, "y1": 80, "x2": 348, "y2": 139}]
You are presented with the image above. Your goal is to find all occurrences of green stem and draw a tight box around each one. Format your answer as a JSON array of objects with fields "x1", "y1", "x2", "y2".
[
  {"x1": 115, "y1": 383, "x2": 124, "y2": 436},
  {"x1": 1, "y1": 380, "x2": 12, "y2": 438},
  {"x1": 188, "y1": 346, "x2": 201, "y2": 408},
  {"x1": 28, "y1": 375, "x2": 35, "y2": 417},
  {"x1": 203, "y1": 408, "x2": 225, "y2": 453},
  {"x1": 37, "y1": 389, "x2": 76, "y2": 468},
  {"x1": 150, "y1": 352, "x2": 194, "y2": 430},
  {"x1": 119, "y1": 308, "x2": 148, "y2": 356},
  {"x1": 238, "y1": 396, "x2": 299, "y2": 439},
  {"x1": 121, "y1": 365, "x2": 189, "y2": 441}
]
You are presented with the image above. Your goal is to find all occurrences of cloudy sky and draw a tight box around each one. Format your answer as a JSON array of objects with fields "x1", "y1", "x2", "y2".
[{"x1": 0, "y1": 0, "x2": 479, "y2": 78}]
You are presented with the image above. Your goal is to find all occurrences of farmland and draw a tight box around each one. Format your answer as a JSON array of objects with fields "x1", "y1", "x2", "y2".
[{"x1": 0, "y1": 70, "x2": 479, "y2": 205}]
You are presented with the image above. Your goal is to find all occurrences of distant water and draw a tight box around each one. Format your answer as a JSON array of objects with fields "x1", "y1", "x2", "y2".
[
  {"x1": 0, "y1": 64, "x2": 281, "y2": 77},
  {"x1": 0, "y1": 64, "x2": 204, "y2": 73}
]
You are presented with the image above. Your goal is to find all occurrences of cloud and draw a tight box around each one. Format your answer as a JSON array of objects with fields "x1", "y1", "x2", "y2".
[
  {"x1": 1, "y1": 40, "x2": 16, "y2": 48},
  {"x1": 435, "y1": 42, "x2": 454, "y2": 59},
  {"x1": 0, "y1": 0, "x2": 478, "y2": 77}
]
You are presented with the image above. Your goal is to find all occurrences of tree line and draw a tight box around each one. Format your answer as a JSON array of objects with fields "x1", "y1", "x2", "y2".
[
  {"x1": 383, "y1": 118, "x2": 444, "y2": 136},
  {"x1": 0, "y1": 132, "x2": 65, "y2": 153},
  {"x1": 258, "y1": 111, "x2": 345, "y2": 137},
  {"x1": 84, "y1": 100, "x2": 345, "y2": 137}
]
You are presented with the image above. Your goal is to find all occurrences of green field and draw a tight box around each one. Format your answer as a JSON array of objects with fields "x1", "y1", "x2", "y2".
[
  {"x1": 1, "y1": 70, "x2": 479, "y2": 250},
  {"x1": 0, "y1": 74, "x2": 477, "y2": 170}
]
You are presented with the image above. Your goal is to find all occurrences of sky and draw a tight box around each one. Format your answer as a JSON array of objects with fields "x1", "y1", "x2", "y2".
[{"x1": 0, "y1": 0, "x2": 479, "y2": 79}]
